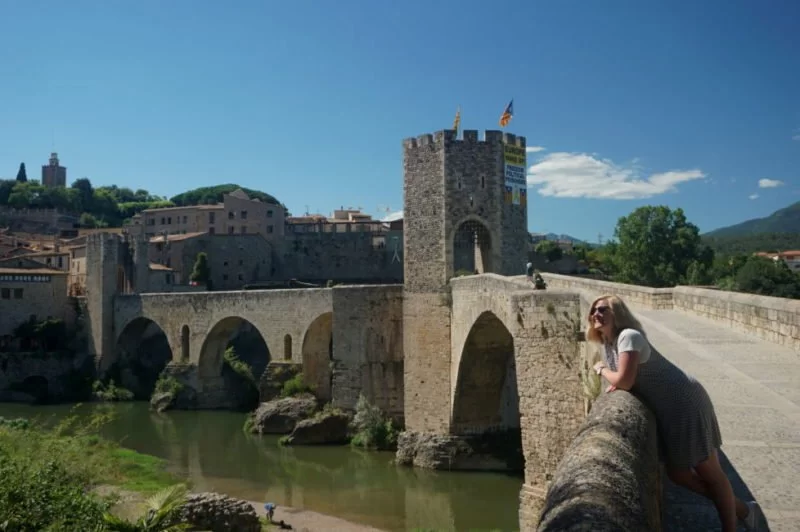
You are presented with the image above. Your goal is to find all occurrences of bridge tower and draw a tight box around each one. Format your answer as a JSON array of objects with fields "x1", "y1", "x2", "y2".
[
  {"x1": 86, "y1": 233, "x2": 126, "y2": 372},
  {"x1": 402, "y1": 129, "x2": 529, "y2": 435}
]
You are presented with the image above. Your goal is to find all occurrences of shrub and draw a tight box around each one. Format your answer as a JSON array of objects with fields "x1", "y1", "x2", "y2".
[
  {"x1": 154, "y1": 374, "x2": 184, "y2": 396},
  {"x1": 223, "y1": 347, "x2": 254, "y2": 383},
  {"x1": 280, "y1": 373, "x2": 312, "y2": 398},
  {"x1": 93, "y1": 379, "x2": 135, "y2": 402},
  {"x1": 350, "y1": 394, "x2": 398, "y2": 450}
]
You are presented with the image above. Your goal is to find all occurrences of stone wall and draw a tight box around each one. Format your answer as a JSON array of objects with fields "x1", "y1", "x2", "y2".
[
  {"x1": 277, "y1": 232, "x2": 402, "y2": 284},
  {"x1": 674, "y1": 286, "x2": 800, "y2": 351},
  {"x1": 540, "y1": 273, "x2": 673, "y2": 310},
  {"x1": 537, "y1": 391, "x2": 662, "y2": 532},
  {"x1": 0, "y1": 273, "x2": 70, "y2": 336},
  {"x1": 177, "y1": 234, "x2": 275, "y2": 290},
  {"x1": 0, "y1": 351, "x2": 94, "y2": 403},
  {"x1": 331, "y1": 285, "x2": 404, "y2": 419}
]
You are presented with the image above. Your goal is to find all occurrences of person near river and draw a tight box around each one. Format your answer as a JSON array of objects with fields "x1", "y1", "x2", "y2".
[{"x1": 587, "y1": 294, "x2": 761, "y2": 532}]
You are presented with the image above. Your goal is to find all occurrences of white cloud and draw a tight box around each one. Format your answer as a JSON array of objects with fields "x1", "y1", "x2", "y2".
[
  {"x1": 749, "y1": 194, "x2": 759, "y2": 200},
  {"x1": 381, "y1": 210, "x2": 403, "y2": 222},
  {"x1": 526, "y1": 146, "x2": 546, "y2": 153},
  {"x1": 793, "y1": 135, "x2": 800, "y2": 141},
  {"x1": 526, "y1": 152, "x2": 705, "y2": 199},
  {"x1": 758, "y1": 178, "x2": 784, "y2": 188}
]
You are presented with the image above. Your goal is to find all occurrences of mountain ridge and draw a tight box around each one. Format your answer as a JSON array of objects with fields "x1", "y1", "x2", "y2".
[{"x1": 703, "y1": 200, "x2": 800, "y2": 238}]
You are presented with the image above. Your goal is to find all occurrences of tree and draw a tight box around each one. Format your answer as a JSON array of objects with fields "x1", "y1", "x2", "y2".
[
  {"x1": 733, "y1": 256, "x2": 800, "y2": 299},
  {"x1": 190, "y1": 252, "x2": 210, "y2": 286},
  {"x1": 534, "y1": 240, "x2": 563, "y2": 262},
  {"x1": 612, "y1": 205, "x2": 713, "y2": 287},
  {"x1": 70, "y1": 177, "x2": 94, "y2": 212},
  {"x1": 16, "y1": 162, "x2": 27, "y2": 182}
]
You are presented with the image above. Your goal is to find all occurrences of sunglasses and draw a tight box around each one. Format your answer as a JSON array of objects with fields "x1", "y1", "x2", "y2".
[{"x1": 590, "y1": 306, "x2": 610, "y2": 316}]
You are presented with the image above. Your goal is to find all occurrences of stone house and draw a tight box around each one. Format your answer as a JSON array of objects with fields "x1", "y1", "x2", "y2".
[{"x1": 0, "y1": 266, "x2": 69, "y2": 339}]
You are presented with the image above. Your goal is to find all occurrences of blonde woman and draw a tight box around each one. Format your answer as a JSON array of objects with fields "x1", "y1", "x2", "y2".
[{"x1": 588, "y1": 294, "x2": 761, "y2": 532}]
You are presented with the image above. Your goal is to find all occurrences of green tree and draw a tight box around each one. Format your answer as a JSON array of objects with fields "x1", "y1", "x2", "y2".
[
  {"x1": 613, "y1": 205, "x2": 713, "y2": 287},
  {"x1": 733, "y1": 256, "x2": 800, "y2": 299},
  {"x1": 534, "y1": 240, "x2": 563, "y2": 262},
  {"x1": 0, "y1": 179, "x2": 15, "y2": 204},
  {"x1": 16, "y1": 162, "x2": 27, "y2": 182},
  {"x1": 102, "y1": 483, "x2": 191, "y2": 531},
  {"x1": 71, "y1": 177, "x2": 94, "y2": 212},
  {"x1": 190, "y1": 252, "x2": 210, "y2": 286}
]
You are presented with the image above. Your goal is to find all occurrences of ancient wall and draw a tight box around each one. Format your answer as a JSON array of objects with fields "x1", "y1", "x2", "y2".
[
  {"x1": 331, "y1": 284, "x2": 404, "y2": 419},
  {"x1": 540, "y1": 273, "x2": 674, "y2": 311},
  {"x1": 537, "y1": 391, "x2": 662, "y2": 532},
  {"x1": 674, "y1": 286, "x2": 800, "y2": 351},
  {"x1": 276, "y1": 232, "x2": 403, "y2": 284},
  {"x1": 0, "y1": 350, "x2": 94, "y2": 403},
  {"x1": 113, "y1": 288, "x2": 332, "y2": 378},
  {"x1": 176, "y1": 234, "x2": 275, "y2": 290},
  {"x1": 0, "y1": 273, "x2": 70, "y2": 336},
  {"x1": 448, "y1": 274, "x2": 586, "y2": 527}
]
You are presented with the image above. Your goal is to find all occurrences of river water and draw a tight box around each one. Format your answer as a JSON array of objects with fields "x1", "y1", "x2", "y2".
[{"x1": 0, "y1": 402, "x2": 523, "y2": 532}]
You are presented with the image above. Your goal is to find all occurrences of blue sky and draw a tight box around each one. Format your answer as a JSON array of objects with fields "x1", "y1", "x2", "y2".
[{"x1": 1, "y1": 0, "x2": 798, "y2": 242}]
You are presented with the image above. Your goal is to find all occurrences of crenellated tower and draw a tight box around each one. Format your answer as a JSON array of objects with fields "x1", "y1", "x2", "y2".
[{"x1": 402, "y1": 129, "x2": 529, "y2": 434}]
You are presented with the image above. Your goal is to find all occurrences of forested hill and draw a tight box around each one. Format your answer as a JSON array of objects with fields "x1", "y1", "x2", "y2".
[
  {"x1": 701, "y1": 200, "x2": 800, "y2": 254},
  {"x1": 169, "y1": 184, "x2": 280, "y2": 206},
  {"x1": 0, "y1": 176, "x2": 282, "y2": 229},
  {"x1": 703, "y1": 201, "x2": 800, "y2": 238}
]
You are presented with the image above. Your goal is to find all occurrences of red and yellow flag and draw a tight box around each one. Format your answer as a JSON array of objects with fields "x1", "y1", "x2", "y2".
[{"x1": 499, "y1": 99, "x2": 514, "y2": 128}]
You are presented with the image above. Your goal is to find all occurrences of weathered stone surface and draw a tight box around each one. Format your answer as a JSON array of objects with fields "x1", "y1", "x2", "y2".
[
  {"x1": 537, "y1": 391, "x2": 661, "y2": 532},
  {"x1": 285, "y1": 410, "x2": 351, "y2": 445},
  {"x1": 150, "y1": 392, "x2": 174, "y2": 412},
  {"x1": 250, "y1": 394, "x2": 318, "y2": 434},
  {"x1": 396, "y1": 430, "x2": 522, "y2": 471},
  {"x1": 259, "y1": 362, "x2": 302, "y2": 402},
  {"x1": 178, "y1": 492, "x2": 261, "y2": 532}
]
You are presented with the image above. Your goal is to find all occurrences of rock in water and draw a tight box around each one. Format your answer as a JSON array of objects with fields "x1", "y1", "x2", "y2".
[
  {"x1": 150, "y1": 392, "x2": 174, "y2": 412},
  {"x1": 178, "y1": 492, "x2": 260, "y2": 532},
  {"x1": 285, "y1": 411, "x2": 351, "y2": 445},
  {"x1": 250, "y1": 393, "x2": 318, "y2": 434}
]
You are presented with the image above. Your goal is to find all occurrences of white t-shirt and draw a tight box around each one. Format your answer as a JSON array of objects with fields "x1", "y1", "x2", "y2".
[{"x1": 616, "y1": 328, "x2": 651, "y2": 364}]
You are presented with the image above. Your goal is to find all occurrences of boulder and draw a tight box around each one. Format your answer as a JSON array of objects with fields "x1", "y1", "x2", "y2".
[
  {"x1": 285, "y1": 410, "x2": 351, "y2": 445},
  {"x1": 150, "y1": 392, "x2": 174, "y2": 412},
  {"x1": 250, "y1": 393, "x2": 318, "y2": 434},
  {"x1": 396, "y1": 430, "x2": 522, "y2": 471},
  {"x1": 178, "y1": 492, "x2": 261, "y2": 532}
]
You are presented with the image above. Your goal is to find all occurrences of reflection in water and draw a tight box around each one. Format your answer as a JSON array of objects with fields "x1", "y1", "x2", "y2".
[{"x1": 0, "y1": 402, "x2": 522, "y2": 532}]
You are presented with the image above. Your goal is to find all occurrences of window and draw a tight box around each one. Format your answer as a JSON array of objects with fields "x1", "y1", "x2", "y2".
[
  {"x1": 238, "y1": 259, "x2": 243, "y2": 266},
  {"x1": 222, "y1": 274, "x2": 228, "y2": 281},
  {"x1": 209, "y1": 212, "x2": 215, "y2": 224},
  {"x1": 1, "y1": 288, "x2": 9, "y2": 299},
  {"x1": 241, "y1": 225, "x2": 247, "y2": 234},
  {"x1": 161, "y1": 217, "x2": 165, "y2": 225},
  {"x1": 167, "y1": 216, "x2": 172, "y2": 224},
  {"x1": 228, "y1": 226, "x2": 234, "y2": 234},
  {"x1": 223, "y1": 260, "x2": 228, "y2": 267},
  {"x1": 58, "y1": 256, "x2": 63, "y2": 268},
  {"x1": 238, "y1": 273, "x2": 243, "y2": 281},
  {"x1": 166, "y1": 274, "x2": 173, "y2": 284},
  {"x1": 481, "y1": 175, "x2": 485, "y2": 188},
  {"x1": 228, "y1": 211, "x2": 234, "y2": 220},
  {"x1": 241, "y1": 210, "x2": 248, "y2": 220},
  {"x1": 209, "y1": 227, "x2": 215, "y2": 234},
  {"x1": 267, "y1": 225, "x2": 273, "y2": 234},
  {"x1": 183, "y1": 215, "x2": 188, "y2": 223},
  {"x1": 267, "y1": 210, "x2": 273, "y2": 218},
  {"x1": 13, "y1": 288, "x2": 23, "y2": 299}
]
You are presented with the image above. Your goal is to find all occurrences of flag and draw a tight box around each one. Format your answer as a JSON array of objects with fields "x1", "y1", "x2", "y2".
[
  {"x1": 453, "y1": 106, "x2": 461, "y2": 134},
  {"x1": 499, "y1": 99, "x2": 513, "y2": 128}
]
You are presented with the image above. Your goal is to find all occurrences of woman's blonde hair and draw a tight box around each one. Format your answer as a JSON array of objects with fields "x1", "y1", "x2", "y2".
[{"x1": 585, "y1": 294, "x2": 646, "y2": 344}]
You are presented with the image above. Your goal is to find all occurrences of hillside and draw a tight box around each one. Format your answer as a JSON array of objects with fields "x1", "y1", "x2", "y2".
[
  {"x1": 170, "y1": 184, "x2": 281, "y2": 207},
  {"x1": 703, "y1": 201, "x2": 800, "y2": 238}
]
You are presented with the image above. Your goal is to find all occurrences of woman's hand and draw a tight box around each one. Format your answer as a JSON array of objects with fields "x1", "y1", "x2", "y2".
[
  {"x1": 606, "y1": 385, "x2": 617, "y2": 393},
  {"x1": 593, "y1": 362, "x2": 605, "y2": 375}
]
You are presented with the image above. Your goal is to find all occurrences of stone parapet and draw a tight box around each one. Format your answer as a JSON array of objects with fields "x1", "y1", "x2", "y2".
[
  {"x1": 674, "y1": 286, "x2": 800, "y2": 351},
  {"x1": 537, "y1": 391, "x2": 662, "y2": 532},
  {"x1": 540, "y1": 274, "x2": 674, "y2": 310}
]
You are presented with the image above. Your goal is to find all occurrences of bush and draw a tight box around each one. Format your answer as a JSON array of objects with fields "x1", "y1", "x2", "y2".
[
  {"x1": 223, "y1": 347, "x2": 255, "y2": 383},
  {"x1": 93, "y1": 379, "x2": 135, "y2": 402},
  {"x1": 350, "y1": 394, "x2": 398, "y2": 450},
  {"x1": 154, "y1": 374, "x2": 184, "y2": 396},
  {"x1": 280, "y1": 373, "x2": 312, "y2": 398}
]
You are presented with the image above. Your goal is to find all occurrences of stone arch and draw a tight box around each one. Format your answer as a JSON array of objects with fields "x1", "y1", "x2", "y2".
[
  {"x1": 198, "y1": 317, "x2": 270, "y2": 380},
  {"x1": 452, "y1": 216, "x2": 493, "y2": 275},
  {"x1": 452, "y1": 311, "x2": 519, "y2": 435},
  {"x1": 181, "y1": 325, "x2": 190, "y2": 361},
  {"x1": 301, "y1": 312, "x2": 333, "y2": 401},
  {"x1": 115, "y1": 317, "x2": 174, "y2": 399},
  {"x1": 283, "y1": 334, "x2": 292, "y2": 361}
]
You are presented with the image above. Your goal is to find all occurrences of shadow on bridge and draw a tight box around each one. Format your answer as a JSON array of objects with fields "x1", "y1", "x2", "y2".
[{"x1": 115, "y1": 317, "x2": 173, "y2": 399}]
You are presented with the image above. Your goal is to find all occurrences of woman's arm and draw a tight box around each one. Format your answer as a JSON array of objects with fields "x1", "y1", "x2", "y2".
[{"x1": 597, "y1": 351, "x2": 640, "y2": 391}]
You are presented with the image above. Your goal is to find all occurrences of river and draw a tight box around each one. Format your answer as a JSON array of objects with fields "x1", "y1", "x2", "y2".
[{"x1": 0, "y1": 402, "x2": 523, "y2": 532}]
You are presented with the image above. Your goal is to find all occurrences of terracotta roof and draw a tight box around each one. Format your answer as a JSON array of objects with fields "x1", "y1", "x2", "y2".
[
  {"x1": 140, "y1": 204, "x2": 223, "y2": 213},
  {"x1": 0, "y1": 267, "x2": 68, "y2": 275},
  {"x1": 148, "y1": 263, "x2": 174, "y2": 271},
  {"x1": 149, "y1": 232, "x2": 207, "y2": 243}
]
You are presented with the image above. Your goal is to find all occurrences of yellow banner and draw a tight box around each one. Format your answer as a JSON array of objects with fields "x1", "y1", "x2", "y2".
[{"x1": 504, "y1": 144, "x2": 526, "y2": 167}]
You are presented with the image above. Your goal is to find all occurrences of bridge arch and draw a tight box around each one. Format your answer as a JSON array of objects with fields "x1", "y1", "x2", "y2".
[
  {"x1": 302, "y1": 312, "x2": 333, "y2": 401},
  {"x1": 452, "y1": 216, "x2": 495, "y2": 275},
  {"x1": 198, "y1": 316, "x2": 271, "y2": 379},
  {"x1": 452, "y1": 310, "x2": 519, "y2": 435},
  {"x1": 115, "y1": 317, "x2": 174, "y2": 398}
]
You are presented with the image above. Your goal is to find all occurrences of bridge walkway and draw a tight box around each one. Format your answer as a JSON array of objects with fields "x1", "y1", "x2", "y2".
[{"x1": 632, "y1": 307, "x2": 800, "y2": 532}]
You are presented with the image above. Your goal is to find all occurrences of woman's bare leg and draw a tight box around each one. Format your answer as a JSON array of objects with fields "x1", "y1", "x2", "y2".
[
  {"x1": 692, "y1": 451, "x2": 741, "y2": 531},
  {"x1": 668, "y1": 465, "x2": 749, "y2": 521}
]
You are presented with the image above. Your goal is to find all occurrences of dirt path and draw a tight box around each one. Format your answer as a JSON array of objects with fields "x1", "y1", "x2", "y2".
[{"x1": 250, "y1": 500, "x2": 386, "y2": 532}]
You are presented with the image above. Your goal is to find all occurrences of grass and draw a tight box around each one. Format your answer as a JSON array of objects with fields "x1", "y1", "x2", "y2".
[
  {"x1": 280, "y1": 373, "x2": 313, "y2": 397},
  {"x1": 109, "y1": 447, "x2": 179, "y2": 494}
]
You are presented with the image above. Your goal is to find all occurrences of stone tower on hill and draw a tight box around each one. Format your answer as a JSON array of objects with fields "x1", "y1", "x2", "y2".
[{"x1": 402, "y1": 129, "x2": 529, "y2": 435}]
